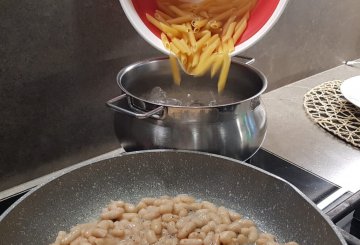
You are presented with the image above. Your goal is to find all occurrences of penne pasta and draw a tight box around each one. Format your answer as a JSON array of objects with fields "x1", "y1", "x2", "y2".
[
  {"x1": 148, "y1": 0, "x2": 257, "y2": 92},
  {"x1": 169, "y1": 54, "x2": 181, "y2": 85}
]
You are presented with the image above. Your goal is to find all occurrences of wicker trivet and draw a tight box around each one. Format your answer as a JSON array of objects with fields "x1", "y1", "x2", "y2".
[{"x1": 304, "y1": 80, "x2": 360, "y2": 148}]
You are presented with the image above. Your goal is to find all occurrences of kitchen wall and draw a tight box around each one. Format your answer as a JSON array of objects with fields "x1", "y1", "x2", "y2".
[{"x1": 1, "y1": 0, "x2": 360, "y2": 192}]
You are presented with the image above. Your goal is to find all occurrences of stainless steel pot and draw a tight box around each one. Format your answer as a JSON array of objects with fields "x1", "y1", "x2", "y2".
[{"x1": 107, "y1": 57, "x2": 267, "y2": 160}]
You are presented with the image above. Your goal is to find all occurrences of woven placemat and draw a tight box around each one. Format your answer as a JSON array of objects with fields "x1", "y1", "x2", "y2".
[{"x1": 304, "y1": 80, "x2": 360, "y2": 148}]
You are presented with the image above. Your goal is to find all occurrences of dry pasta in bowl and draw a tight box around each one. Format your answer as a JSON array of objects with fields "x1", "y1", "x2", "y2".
[{"x1": 145, "y1": 0, "x2": 258, "y2": 92}]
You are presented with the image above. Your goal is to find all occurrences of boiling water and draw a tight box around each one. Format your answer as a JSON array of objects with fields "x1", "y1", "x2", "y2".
[{"x1": 145, "y1": 86, "x2": 218, "y2": 107}]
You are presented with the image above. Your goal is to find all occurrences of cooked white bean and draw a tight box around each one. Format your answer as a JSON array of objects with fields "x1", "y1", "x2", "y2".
[
  {"x1": 176, "y1": 194, "x2": 196, "y2": 204},
  {"x1": 61, "y1": 228, "x2": 81, "y2": 244},
  {"x1": 97, "y1": 220, "x2": 114, "y2": 230},
  {"x1": 124, "y1": 203, "x2": 137, "y2": 213},
  {"x1": 228, "y1": 222, "x2": 242, "y2": 233},
  {"x1": 237, "y1": 234, "x2": 248, "y2": 244},
  {"x1": 142, "y1": 206, "x2": 161, "y2": 220},
  {"x1": 201, "y1": 201, "x2": 217, "y2": 211},
  {"x1": 179, "y1": 208, "x2": 189, "y2": 217},
  {"x1": 203, "y1": 231, "x2": 214, "y2": 245},
  {"x1": 214, "y1": 223, "x2": 228, "y2": 233},
  {"x1": 229, "y1": 210, "x2": 241, "y2": 221},
  {"x1": 248, "y1": 226, "x2": 259, "y2": 242},
  {"x1": 162, "y1": 213, "x2": 179, "y2": 222},
  {"x1": 218, "y1": 206, "x2": 231, "y2": 224},
  {"x1": 159, "y1": 203, "x2": 173, "y2": 214},
  {"x1": 51, "y1": 196, "x2": 300, "y2": 245},
  {"x1": 151, "y1": 218, "x2": 162, "y2": 235},
  {"x1": 219, "y1": 230, "x2": 237, "y2": 244},
  {"x1": 208, "y1": 212, "x2": 222, "y2": 224},
  {"x1": 122, "y1": 213, "x2": 138, "y2": 221},
  {"x1": 110, "y1": 228, "x2": 125, "y2": 237},
  {"x1": 166, "y1": 221, "x2": 178, "y2": 235},
  {"x1": 91, "y1": 228, "x2": 107, "y2": 238},
  {"x1": 145, "y1": 229, "x2": 158, "y2": 244},
  {"x1": 179, "y1": 238, "x2": 202, "y2": 245},
  {"x1": 237, "y1": 219, "x2": 255, "y2": 228},
  {"x1": 100, "y1": 207, "x2": 124, "y2": 220},
  {"x1": 178, "y1": 221, "x2": 197, "y2": 239},
  {"x1": 136, "y1": 201, "x2": 147, "y2": 210}
]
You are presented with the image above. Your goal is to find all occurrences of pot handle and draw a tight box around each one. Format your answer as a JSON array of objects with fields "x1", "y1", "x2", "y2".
[
  {"x1": 106, "y1": 94, "x2": 164, "y2": 119},
  {"x1": 232, "y1": 55, "x2": 255, "y2": 65}
]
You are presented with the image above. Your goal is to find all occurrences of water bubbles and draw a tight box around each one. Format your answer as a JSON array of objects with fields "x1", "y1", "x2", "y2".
[
  {"x1": 147, "y1": 87, "x2": 182, "y2": 106},
  {"x1": 146, "y1": 86, "x2": 220, "y2": 106}
]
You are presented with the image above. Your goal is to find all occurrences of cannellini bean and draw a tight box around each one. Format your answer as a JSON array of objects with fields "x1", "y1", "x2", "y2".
[
  {"x1": 100, "y1": 207, "x2": 124, "y2": 220},
  {"x1": 162, "y1": 213, "x2": 179, "y2": 222},
  {"x1": 218, "y1": 206, "x2": 231, "y2": 224},
  {"x1": 124, "y1": 203, "x2": 137, "y2": 213},
  {"x1": 201, "y1": 201, "x2": 217, "y2": 211},
  {"x1": 178, "y1": 221, "x2": 197, "y2": 239},
  {"x1": 219, "y1": 231, "x2": 237, "y2": 244},
  {"x1": 179, "y1": 238, "x2": 202, "y2": 245},
  {"x1": 214, "y1": 223, "x2": 228, "y2": 233},
  {"x1": 248, "y1": 226, "x2": 259, "y2": 242},
  {"x1": 212, "y1": 233, "x2": 221, "y2": 245},
  {"x1": 79, "y1": 242, "x2": 91, "y2": 245},
  {"x1": 179, "y1": 209, "x2": 188, "y2": 217},
  {"x1": 136, "y1": 201, "x2": 147, "y2": 210},
  {"x1": 203, "y1": 231, "x2": 215, "y2": 245},
  {"x1": 237, "y1": 219, "x2": 255, "y2": 228},
  {"x1": 61, "y1": 229, "x2": 81, "y2": 244},
  {"x1": 241, "y1": 227, "x2": 250, "y2": 235},
  {"x1": 189, "y1": 230, "x2": 206, "y2": 239},
  {"x1": 166, "y1": 221, "x2": 178, "y2": 234},
  {"x1": 151, "y1": 219, "x2": 162, "y2": 235},
  {"x1": 237, "y1": 234, "x2": 248, "y2": 244},
  {"x1": 97, "y1": 220, "x2": 114, "y2": 230},
  {"x1": 176, "y1": 194, "x2": 196, "y2": 203},
  {"x1": 69, "y1": 236, "x2": 85, "y2": 245},
  {"x1": 159, "y1": 203, "x2": 173, "y2": 214},
  {"x1": 122, "y1": 213, "x2": 138, "y2": 221},
  {"x1": 201, "y1": 220, "x2": 216, "y2": 233},
  {"x1": 110, "y1": 228, "x2": 124, "y2": 237},
  {"x1": 145, "y1": 230, "x2": 158, "y2": 244},
  {"x1": 141, "y1": 197, "x2": 156, "y2": 205},
  {"x1": 51, "y1": 196, "x2": 299, "y2": 245},
  {"x1": 229, "y1": 210, "x2": 241, "y2": 221},
  {"x1": 53, "y1": 231, "x2": 66, "y2": 245},
  {"x1": 91, "y1": 228, "x2": 107, "y2": 238},
  {"x1": 193, "y1": 212, "x2": 210, "y2": 227},
  {"x1": 141, "y1": 206, "x2": 161, "y2": 220},
  {"x1": 228, "y1": 222, "x2": 242, "y2": 233},
  {"x1": 208, "y1": 212, "x2": 222, "y2": 224}
]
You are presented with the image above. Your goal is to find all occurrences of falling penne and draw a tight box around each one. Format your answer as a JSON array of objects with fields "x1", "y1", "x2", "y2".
[{"x1": 148, "y1": 0, "x2": 257, "y2": 92}]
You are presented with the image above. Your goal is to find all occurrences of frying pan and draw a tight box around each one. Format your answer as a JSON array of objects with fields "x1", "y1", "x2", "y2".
[{"x1": 0, "y1": 150, "x2": 346, "y2": 244}]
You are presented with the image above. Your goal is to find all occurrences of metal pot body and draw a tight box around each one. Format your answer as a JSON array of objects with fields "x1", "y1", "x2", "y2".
[{"x1": 108, "y1": 57, "x2": 267, "y2": 160}]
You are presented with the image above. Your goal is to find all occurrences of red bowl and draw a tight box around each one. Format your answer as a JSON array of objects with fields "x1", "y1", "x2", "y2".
[{"x1": 120, "y1": 0, "x2": 288, "y2": 55}]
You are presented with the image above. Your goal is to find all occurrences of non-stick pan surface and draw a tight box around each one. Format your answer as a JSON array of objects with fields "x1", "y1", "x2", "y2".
[{"x1": 0, "y1": 150, "x2": 346, "y2": 244}]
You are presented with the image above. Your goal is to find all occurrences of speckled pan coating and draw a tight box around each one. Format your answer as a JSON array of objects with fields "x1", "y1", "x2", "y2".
[{"x1": 0, "y1": 150, "x2": 346, "y2": 244}]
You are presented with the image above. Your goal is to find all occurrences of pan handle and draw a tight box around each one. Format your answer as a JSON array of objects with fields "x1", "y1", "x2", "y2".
[
  {"x1": 106, "y1": 94, "x2": 164, "y2": 119},
  {"x1": 232, "y1": 55, "x2": 255, "y2": 65}
]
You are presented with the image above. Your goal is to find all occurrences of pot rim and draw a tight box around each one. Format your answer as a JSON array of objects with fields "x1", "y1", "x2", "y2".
[{"x1": 116, "y1": 56, "x2": 268, "y2": 109}]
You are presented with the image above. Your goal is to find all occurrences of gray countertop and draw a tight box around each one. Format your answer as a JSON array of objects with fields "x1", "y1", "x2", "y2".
[{"x1": 262, "y1": 60, "x2": 360, "y2": 193}]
